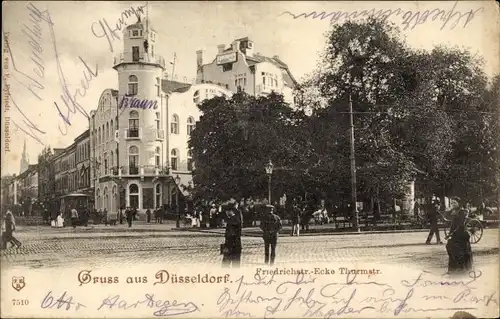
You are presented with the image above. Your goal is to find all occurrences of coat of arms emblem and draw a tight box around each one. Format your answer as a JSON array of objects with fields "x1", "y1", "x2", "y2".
[{"x1": 12, "y1": 276, "x2": 26, "y2": 291}]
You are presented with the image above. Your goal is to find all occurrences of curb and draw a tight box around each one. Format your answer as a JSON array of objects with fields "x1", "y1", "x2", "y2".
[{"x1": 180, "y1": 228, "x2": 433, "y2": 237}]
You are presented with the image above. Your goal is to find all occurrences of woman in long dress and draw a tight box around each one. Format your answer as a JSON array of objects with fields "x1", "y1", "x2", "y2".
[
  {"x1": 2, "y1": 211, "x2": 22, "y2": 248},
  {"x1": 445, "y1": 209, "x2": 473, "y2": 274}
]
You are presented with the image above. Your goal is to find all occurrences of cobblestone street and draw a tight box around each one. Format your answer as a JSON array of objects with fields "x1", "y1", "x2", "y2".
[{"x1": 1, "y1": 224, "x2": 498, "y2": 272}]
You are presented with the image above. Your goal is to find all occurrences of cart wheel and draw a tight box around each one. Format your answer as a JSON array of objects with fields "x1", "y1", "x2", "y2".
[{"x1": 466, "y1": 219, "x2": 483, "y2": 244}]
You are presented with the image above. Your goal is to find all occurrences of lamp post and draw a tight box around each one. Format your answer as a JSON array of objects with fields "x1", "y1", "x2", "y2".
[
  {"x1": 265, "y1": 160, "x2": 274, "y2": 204},
  {"x1": 175, "y1": 174, "x2": 181, "y2": 228}
]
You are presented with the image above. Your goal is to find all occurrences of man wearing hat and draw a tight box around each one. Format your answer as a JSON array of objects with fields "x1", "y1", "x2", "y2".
[
  {"x1": 260, "y1": 205, "x2": 282, "y2": 265},
  {"x1": 426, "y1": 198, "x2": 443, "y2": 244}
]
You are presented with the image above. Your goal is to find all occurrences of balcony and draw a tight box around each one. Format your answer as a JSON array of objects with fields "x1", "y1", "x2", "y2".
[
  {"x1": 113, "y1": 52, "x2": 166, "y2": 69},
  {"x1": 129, "y1": 166, "x2": 139, "y2": 175},
  {"x1": 256, "y1": 84, "x2": 281, "y2": 96},
  {"x1": 125, "y1": 128, "x2": 141, "y2": 139}
]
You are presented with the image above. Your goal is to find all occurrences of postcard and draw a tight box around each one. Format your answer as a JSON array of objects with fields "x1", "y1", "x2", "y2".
[{"x1": 1, "y1": 1, "x2": 499, "y2": 318}]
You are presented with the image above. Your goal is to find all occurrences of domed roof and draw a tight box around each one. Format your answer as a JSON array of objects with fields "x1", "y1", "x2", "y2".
[{"x1": 126, "y1": 17, "x2": 153, "y2": 31}]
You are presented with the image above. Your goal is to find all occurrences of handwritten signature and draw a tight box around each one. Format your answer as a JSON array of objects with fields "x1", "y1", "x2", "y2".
[
  {"x1": 40, "y1": 291, "x2": 86, "y2": 311},
  {"x1": 98, "y1": 294, "x2": 200, "y2": 317},
  {"x1": 91, "y1": 5, "x2": 145, "y2": 53},
  {"x1": 4, "y1": 2, "x2": 98, "y2": 145},
  {"x1": 280, "y1": 0, "x2": 484, "y2": 31}
]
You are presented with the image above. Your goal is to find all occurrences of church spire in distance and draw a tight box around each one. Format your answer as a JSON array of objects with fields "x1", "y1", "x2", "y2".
[{"x1": 20, "y1": 139, "x2": 29, "y2": 174}]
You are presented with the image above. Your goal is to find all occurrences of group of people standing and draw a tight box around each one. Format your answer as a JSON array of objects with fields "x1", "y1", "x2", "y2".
[{"x1": 221, "y1": 202, "x2": 282, "y2": 268}]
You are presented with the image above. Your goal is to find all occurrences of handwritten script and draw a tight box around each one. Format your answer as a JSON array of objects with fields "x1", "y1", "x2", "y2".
[
  {"x1": 217, "y1": 270, "x2": 497, "y2": 318},
  {"x1": 91, "y1": 5, "x2": 145, "y2": 53},
  {"x1": 280, "y1": 1, "x2": 483, "y2": 31},
  {"x1": 4, "y1": 2, "x2": 99, "y2": 145}
]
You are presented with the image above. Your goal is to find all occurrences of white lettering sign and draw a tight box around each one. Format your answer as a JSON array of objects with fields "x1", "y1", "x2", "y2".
[{"x1": 216, "y1": 52, "x2": 237, "y2": 65}]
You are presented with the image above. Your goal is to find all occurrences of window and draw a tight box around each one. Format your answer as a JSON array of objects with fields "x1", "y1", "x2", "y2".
[
  {"x1": 96, "y1": 188, "x2": 101, "y2": 210},
  {"x1": 110, "y1": 150, "x2": 114, "y2": 169},
  {"x1": 155, "y1": 147, "x2": 161, "y2": 167},
  {"x1": 129, "y1": 146, "x2": 139, "y2": 175},
  {"x1": 104, "y1": 154, "x2": 108, "y2": 175},
  {"x1": 132, "y1": 46, "x2": 140, "y2": 62},
  {"x1": 128, "y1": 75, "x2": 138, "y2": 95},
  {"x1": 132, "y1": 30, "x2": 139, "y2": 37},
  {"x1": 187, "y1": 117, "x2": 195, "y2": 136},
  {"x1": 152, "y1": 45, "x2": 154, "y2": 57},
  {"x1": 170, "y1": 114, "x2": 179, "y2": 134},
  {"x1": 155, "y1": 184, "x2": 162, "y2": 208},
  {"x1": 128, "y1": 110, "x2": 139, "y2": 137},
  {"x1": 223, "y1": 64, "x2": 233, "y2": 72},
  {"x1": 193, "y1": 90, "x2": 200, "y2": 104},
  {"x1": 155, "y1": 112, "x2": 161, "y2": 136},
  {"x1": 103, "y1": 187, "x2": 109, "y2": 211},
  {"x1": 170, "y1": 149, "x2": 178, "y2": 171},
  {"x1": 156, "y1": 77, "x2": 160, "y2": 97},
  {"x1": 98, "y1": 127, "x2": 101, "y2": 144},
  {"x1": 106, "y1": 122, "x2": 109, "y2": 140},
  {"x1": 115, "y1": 116, "x2": 119, "y2": 129},
  {"x1": 263, "y1": 77, "x2": 266, "y2": 85},
  {"x1": 187, "y1": 150, "x2": 194, "y2": 171},
  {"x1": 112, "y1": 185, "x2": 117, "y2": 212},
  {"x1": 129, "y1": 184, "x2": 139, "y2": 209},
  {"x1": 110, "y1": 119, "x2": 114, "y2": 138}
]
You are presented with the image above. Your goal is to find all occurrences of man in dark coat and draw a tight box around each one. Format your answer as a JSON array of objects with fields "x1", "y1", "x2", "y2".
[
  {"x1": 426, "y1": 199, "x2": 443, "y2": 244},
  {"x1": 222, "y1": 203, "x2": 243, "y2": 268},
  {"x1": 126, "y1": 207, "x2": 133, "y2": 228},
  {"x1": 260, "y1": 205, "x2": 282, "y2": 265}
]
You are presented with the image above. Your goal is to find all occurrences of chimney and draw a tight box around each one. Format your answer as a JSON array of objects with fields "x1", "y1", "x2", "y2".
[
  {"x1": 196, "y1": 50, "x2": 203, "y2": 67},
  {"x1": 273, "y1": 55, "x2": 279, "y2": 60},
  {"x1": 217, "y1": 44, "x2": 225, "y2": 54}
]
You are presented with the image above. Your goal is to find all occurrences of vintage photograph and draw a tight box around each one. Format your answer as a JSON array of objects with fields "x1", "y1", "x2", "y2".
[{"x1": 1, "y1": 1, "x2": 499, "y2": 318}]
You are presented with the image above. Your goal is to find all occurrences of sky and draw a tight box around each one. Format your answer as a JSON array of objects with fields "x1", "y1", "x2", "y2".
[{"x1": 1, "y1": 0, "x2": 499, "y2": 176}]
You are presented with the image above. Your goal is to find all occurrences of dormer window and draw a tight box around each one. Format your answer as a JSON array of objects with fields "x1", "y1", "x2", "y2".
[{"x1": 132, "y1": 30, "x2": 139, "y2": 37}]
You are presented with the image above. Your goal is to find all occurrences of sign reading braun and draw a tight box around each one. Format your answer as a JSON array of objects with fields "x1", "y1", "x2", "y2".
[
  {"x1": 216, "y1": 52, "x2": 237, "y2": 65},
  {"x1": 120, "y1": 96, "x2": 158, "y2": 110}
]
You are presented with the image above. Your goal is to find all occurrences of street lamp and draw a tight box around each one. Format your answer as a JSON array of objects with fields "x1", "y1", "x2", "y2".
[
  {"x1": 265, "y1": 160, "x2": 274, "y2": 204},
  {"x1": 174, "y1": 174, "x2": 181, "y2": 228}
]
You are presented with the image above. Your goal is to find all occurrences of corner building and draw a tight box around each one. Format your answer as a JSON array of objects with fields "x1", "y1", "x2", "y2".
[
  {"x1": 196, "y1": 37, "x2": 298, "y2": 104},
  {"x1": 91, "y1": 18, "x2": 232, "y2": 214}
]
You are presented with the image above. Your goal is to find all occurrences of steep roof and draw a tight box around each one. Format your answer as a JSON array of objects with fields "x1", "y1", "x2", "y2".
[
  {"x1": 246, "y1": 54, "x2": 298, "y2": 88},
  {"x1": 161, "y1": 79, "x2": 192, "y2": 94}
]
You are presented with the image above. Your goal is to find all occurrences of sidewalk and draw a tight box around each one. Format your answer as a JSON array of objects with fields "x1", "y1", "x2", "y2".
[{"x1": 182, "y1": 220, "x2": 499, "y2": 237}]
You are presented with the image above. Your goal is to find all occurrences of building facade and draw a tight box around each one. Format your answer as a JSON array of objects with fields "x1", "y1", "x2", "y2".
[
  {"x1": 196, "y1": 37, "x2": 298, "y2": 104},
  {"x1": 3, "y1": 19, "x2": 298, "y2": 215}
]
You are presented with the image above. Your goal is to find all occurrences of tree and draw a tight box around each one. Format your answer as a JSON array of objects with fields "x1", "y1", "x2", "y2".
[{"x1": 189, "y1": 92, "x2": 309, "y2": 201}]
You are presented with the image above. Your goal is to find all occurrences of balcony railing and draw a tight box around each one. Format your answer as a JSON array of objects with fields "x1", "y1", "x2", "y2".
[
  {"x1": 113, "y1": 52, "x2": 166, "y2": 69},
  {"x1": 256, "y1": 84, "x2": 281, "y2": 96},
  {"x1": 109, "y1": 165, "x2": 170, "y2": 178},
  {"x1": 126, "y1": 128, "x2": 140, "y2": 139},
  {"x1": 129, "y1": 166, "x2": 139, "y2": 175}
]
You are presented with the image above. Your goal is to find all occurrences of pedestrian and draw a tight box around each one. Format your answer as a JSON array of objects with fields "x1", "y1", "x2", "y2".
[
  {"x1": 146, "y1": 209, "x2": 151, "y2": 223},
  {"x1": 260, "y1": 204, "x2": 282, "y2": 266},
  {"x1": 426, "y1": 199, "x2": 443, "y2": 245},
  {"x1": 301, "y1": 203, "x2": 312, "y2": 231},
  {"x1": 2, "y1": 211, "x2": 22, "y2": 249},
  {"x1": 445, "y1": 209, "x2": 473, "y2": 274},
  {"x1": 222, "y1": 202, "x2": 243, "y2": 268},
  {"x1": 126, "y1": 207, "x2": 133, "y2": 228},
  {"x1": 119, "y1": 206, "x2": 124, "y2": 224},
  {"x1": 71, "y1": 207, "x2": 79, "y2": 229},
  {"x1": 209, "y1": 204, "x2": 217, "y2": 228},
  {"x1": 291, "y1": 202, "x2": 302, "y2": 236},
  {"x1": 132, "y1": 206, "x2": 138, "y2": 220}
]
